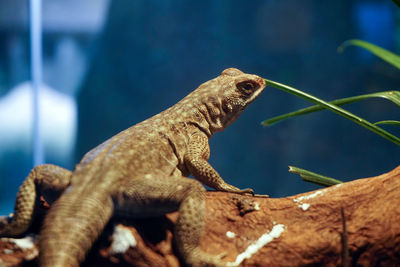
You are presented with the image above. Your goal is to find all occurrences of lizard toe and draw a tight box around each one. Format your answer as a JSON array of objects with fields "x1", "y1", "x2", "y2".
[
  {"x1": 238, "y1": 188, "x2": 254, "y2": 195},
  {"x1": 186, "y1": 248, "x2": 229, "y2": 267}
]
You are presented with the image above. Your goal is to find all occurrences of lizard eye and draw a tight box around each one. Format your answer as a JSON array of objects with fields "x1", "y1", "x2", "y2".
[{"x1": 236, "y1": 80, "x2": 259, "y2": 95}]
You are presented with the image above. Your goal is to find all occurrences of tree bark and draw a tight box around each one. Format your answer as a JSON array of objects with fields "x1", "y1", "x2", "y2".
[{"x1": 1, "y1": 166, "x2": 400, "y2": 267}]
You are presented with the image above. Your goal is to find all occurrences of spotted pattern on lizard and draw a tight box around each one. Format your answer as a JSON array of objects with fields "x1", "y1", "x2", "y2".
[{"x1": 0, "y1": 68, "x2": 266, "y2": 267}]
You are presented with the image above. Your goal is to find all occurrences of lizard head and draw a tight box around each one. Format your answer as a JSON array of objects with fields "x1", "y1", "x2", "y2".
[
  {"x1": 217, "y1": 68, "x2": 266, "y2": 128},
  {"x1": 181, "y1": 68, "x2": 266, "y2": 136}
]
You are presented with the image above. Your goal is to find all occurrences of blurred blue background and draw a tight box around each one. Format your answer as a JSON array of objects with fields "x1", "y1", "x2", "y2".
[{"x1": 0, "y1": 0, "x2": 399, "y2": 215}]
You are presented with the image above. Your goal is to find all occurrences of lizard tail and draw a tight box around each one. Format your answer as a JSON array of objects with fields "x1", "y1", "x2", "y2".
[{"x1": 38, "y1": 189, "x2": 113, "y2": 267}]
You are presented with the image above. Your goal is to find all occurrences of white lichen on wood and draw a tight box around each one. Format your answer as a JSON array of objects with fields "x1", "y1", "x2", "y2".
[
  {"x1": 0, "y1": 235, "x2": 39, "y2": 261},
  {"x1": 3, "y1": 248, "x2": 13, "y2": 254},
  {"x1": 299, "y1": 203, "x2": 310, "y2": 211},
  {"x1": 293, "y1": 183, "x2": 343, "y2": 211},
  {"x1": 294, "y1": 189, "x2": 325, "y2": 203},
  {"x1": 228, "y1": 224, "x2": 285, "y2": 266},
  {"x1": 226, "y1": 231, "x2": 236, "y2": 238},
  {"x1": 111, "y1": 224, "x2": 137, "y2": 254},
  {"x1": 1, "y1": 235, "x2": 36, "y2": 250}
]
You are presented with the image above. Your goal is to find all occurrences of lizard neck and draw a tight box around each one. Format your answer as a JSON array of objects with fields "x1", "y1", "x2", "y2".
[
  {"x1": 196, "y1": 101, "x2": 227, "y2": 136},
  {"x1": 173, "y1": 97, "x2": 230, "y2": 138}
]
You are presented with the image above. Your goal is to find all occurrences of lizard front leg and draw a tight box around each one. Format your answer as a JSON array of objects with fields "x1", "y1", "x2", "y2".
[
  {"x1": 184, "y1": 132, "x2": 254, "y2": 195},
  {"x1": 0, "y1": 164, "x2": 72, "y2": 236}
]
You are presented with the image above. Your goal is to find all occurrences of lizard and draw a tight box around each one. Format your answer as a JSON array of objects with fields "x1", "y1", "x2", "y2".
[{"x1": 0, "y1": 67, "x2": 266, "y2": 267}]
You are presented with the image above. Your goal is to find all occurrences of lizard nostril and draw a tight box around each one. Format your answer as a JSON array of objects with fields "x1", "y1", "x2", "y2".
[{"x1": 256, "y1": 77, "x2": 265, "y2": 86}]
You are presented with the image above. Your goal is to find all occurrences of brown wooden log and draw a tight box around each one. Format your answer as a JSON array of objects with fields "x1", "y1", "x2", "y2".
[{"x1": 1, "y1": 166, "x2": 399, "y2": 267}]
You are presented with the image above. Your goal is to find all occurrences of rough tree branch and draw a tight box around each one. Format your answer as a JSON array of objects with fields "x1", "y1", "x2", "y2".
[{"x1": 1, "y1": 166, "x2": 400, "y2": 266}]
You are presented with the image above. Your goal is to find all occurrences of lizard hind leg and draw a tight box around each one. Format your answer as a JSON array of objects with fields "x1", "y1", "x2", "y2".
[
  {"x1": 174, "y1": 180, "x2": 228, "y2": 267},
  {"x1": 0, "y1": 164, "x2": 72, "y2": 237},
  {"x1": 114, "y1": 176, "x2": 228, "y2": 267}
]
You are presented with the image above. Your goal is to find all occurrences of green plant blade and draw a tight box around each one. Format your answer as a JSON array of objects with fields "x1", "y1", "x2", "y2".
[
  {"x1": 262, "y1": 90, "x2": 400, "y2": 126},
  {"x1": 262, "y1": 78, "x2": 400, "y2": 146},
  {"x1": 289, "y1": 166, "x2": 343, "y2": 186},
  {"x1": 338, "y1": 39, "x2": 400, "y2": 69},
  {"x1": 374, "y1": 120, "x2": 400, "y2": 127}
]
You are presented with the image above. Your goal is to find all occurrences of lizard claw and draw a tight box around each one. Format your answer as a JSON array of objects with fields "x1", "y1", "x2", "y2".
[
  {"x1": 235, "y1": 188, "x2": 271, "y2": 198},
  {"x1": 253, "y1": 193, "x2": 270, "y2": 198},
  {"x1": 215, "y1": 251, "x2": 227, "y2": 260},
  {"x1": 238, "y1": 188, "x2": 254, "y2": 195}
]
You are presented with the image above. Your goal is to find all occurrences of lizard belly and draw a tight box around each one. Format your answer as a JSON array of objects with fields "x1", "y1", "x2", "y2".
[
  {"x1": 110, "y1": 138, "x2": 187, "y2": 217},
  {"x1": 114, "y1": 197, "x2": 180, "y2": 217},
  {"x1": 112, "y1": 169, "x2": 186, "y2": 217}
]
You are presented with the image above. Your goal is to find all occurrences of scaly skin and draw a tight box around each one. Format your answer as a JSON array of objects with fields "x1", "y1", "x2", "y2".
[{"x1": 0, "y1": 68, "x2": 266, "y2": 267}]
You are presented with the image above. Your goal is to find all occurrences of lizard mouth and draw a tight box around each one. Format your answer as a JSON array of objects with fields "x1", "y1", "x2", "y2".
[{"x1": 244, "y1": 84, "x2": 265, "y2": 105}]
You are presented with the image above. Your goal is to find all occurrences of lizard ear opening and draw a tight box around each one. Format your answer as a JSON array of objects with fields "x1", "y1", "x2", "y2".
[
  {"x1": 236, "y1": 80, "x2": 260, "y2": 96},
  {"x1": 221, "y1": 68, "x2": 243, "y2": 76}
]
